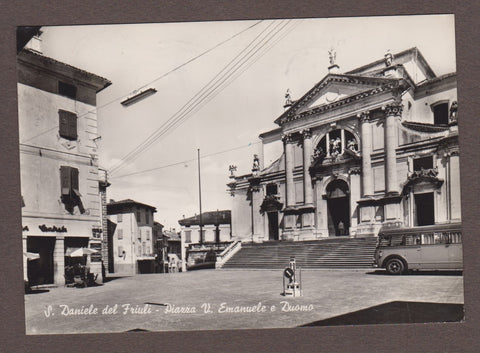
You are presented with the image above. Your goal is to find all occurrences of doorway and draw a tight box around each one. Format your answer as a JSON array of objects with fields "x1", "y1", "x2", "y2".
[
  {"x1": 415, "y1": 192, "x2": 435, "y2": 226},
  {"x1": 267, "y1": 212, "x2": 279, "y2": 241},
  {"x1": 326, "y1": 179, "x2": 350, "y2": 236},
  {"x1": 27, "y1": 236, "x2": 55, "y2": 286}
]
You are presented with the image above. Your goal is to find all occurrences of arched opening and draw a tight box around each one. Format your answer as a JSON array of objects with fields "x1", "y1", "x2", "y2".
[
  {"x1": 325, "y1": 179, "x2": 350, "y2": 236},
  {"x1": 315, "y1": 129, "x2": 358, "y2": 159}
]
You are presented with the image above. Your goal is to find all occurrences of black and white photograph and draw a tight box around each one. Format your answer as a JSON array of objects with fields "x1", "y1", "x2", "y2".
[{"x1": 17, "y1": 14, "x2": 464, "y2": 335}]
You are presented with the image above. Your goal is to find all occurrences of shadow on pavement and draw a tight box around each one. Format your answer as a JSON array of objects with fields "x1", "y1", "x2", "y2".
[
  {"x1": 366, "y1": 270, "x2": 463, "y2": 276},
  {"x1": 126, "y1": 328, "x2": 151, "y2": 332},
  {"x1": 25, "y1": 288, "x2": 50, "y2": 295},
  {"x1": 103, "y1": 276, "x2": 125, "y2": 283},
  {"x1": 300, "y1": 301, "x2": 464, "y2": 327}
]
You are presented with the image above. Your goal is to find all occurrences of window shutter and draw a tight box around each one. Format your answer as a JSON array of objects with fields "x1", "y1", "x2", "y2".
[
  {"x1": 68, "y1": 113, "x2": 77, "y2": 140},
  {"x1": 59, "y1": 110, "x2": 69, "y2": 139},
  {"x1": 71, "y1": 168, "x2": 81, "y2": 197},
  {"x1": 60, "y1": 166, "x2": 71, "y2": 196},
  {"x1": 58, "y1": 110, "x2": 78, "y2": 140}
]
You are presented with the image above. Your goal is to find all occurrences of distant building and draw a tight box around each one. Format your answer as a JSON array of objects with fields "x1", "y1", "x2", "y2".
[
  {"x1": 107, "y1": 199, "x2": 157, "y2": 275},
  {"x1": 230, "y1": 47, "x2": 460, "y2": 242},
  {"x1": 19, "y1": 37, "x2": 111, "y2": 286},
  {"x1": 164, "y1": 229, "x2": 182, "y2": 257},
  {"x1": 178, "y1": 210, "x2": 232, "y2": 270}
]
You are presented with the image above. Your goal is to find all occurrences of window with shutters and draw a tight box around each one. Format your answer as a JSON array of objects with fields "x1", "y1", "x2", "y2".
[
  {"x1": 60, "y1": 166, "x2": 85, "y2": 214},
  {"x1": 185, "y1": 230, "x2": 191, "y2": 243},
  {"x1": 58, "y1": 109, "x2": 78, "y2": 140}
]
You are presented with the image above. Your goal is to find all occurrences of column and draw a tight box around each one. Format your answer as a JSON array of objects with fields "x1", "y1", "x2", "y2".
[
  {"x1": 283, "y1": 133, "x2": 296, "y2": 231},
  {"x1": 384, "y1": 102, "x2": 402, "y2": 194},
  {"x1": 302, "y1": 129, "x2": 314, "y2": 229},
  {"x1": 302, "y1": 129, "x2": 313, "y2": 206},
  {"x1": 449, "y1": 152, "x2": 461, "y2": 220},
  {"x1": 53, "y1": 236, "x2": 65, "y2": 285},
  {"x1": 283, "y1": 133, "x2": 295, "y2": 207},
  {"x1": 23, "y1": 237, "x2": 28, "y2": 282},
  {"x1": 359, "y1": 111, "x2": 373, "y2": 196},
  {"x1": 340, "y1": 129, "x2": 345, "y2": 154},
  {"x1": 326, "y1": 132, "x2": 330, "y2": 157}
]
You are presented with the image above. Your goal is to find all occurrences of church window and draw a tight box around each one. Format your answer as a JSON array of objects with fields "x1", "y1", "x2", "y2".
[
  {"x1": 413, "y1": 156, "x2": 433, "y2": 171},
  {"x1": 431, "y1": 102, "x2": 449, "y2": 125},
  {"x1": 266, "y1": 184, "x2": 278, "y2": 196},
  {"x1": 316, "y1": 129, "x2": 358, "y2": 158}
]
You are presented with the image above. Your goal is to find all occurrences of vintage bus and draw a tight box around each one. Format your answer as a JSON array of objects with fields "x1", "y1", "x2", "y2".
[{"x1": 373, "y1": 223, "x2": 462, "y2": 275}]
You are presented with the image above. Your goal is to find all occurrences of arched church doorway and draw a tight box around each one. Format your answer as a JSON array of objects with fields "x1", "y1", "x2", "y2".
[{"x1": 325, "y1": 179, "x2": 350, "y2": 236}]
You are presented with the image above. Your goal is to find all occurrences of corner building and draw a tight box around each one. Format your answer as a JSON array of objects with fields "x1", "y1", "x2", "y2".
[
  {"x1": 107, "y1": 199, "x2": 157, "y2": 275},
  {"x1": 18, "y1": 48, "x2": 111, "y2": 286},
  {"x1": 230, "y1": 48, "x2": 460, "y2": 242}
]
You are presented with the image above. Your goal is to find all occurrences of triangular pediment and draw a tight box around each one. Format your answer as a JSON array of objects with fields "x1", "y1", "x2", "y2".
[
  {"x1": 275, "y1": 74, "x2": 400, "y2": 125},
  {"x1": 297, "y1": 74, "x2": 397, "y2": 114}
]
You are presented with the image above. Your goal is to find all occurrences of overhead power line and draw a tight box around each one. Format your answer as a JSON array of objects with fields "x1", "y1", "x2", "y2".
[
  {"x1": 19, "y1": 20, "x2": 263, "y2": 144},
  {"x1": 108, "y1": 19, "x2": 295, "y2": 175},
  {"x1": 110, "y1": 141, "x2": 261, "y2": 179}
]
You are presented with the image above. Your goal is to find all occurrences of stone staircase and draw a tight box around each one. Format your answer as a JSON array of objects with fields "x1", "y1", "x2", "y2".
[{"x1": 221, "y1": 237, "x2": 377, "y2": 269}]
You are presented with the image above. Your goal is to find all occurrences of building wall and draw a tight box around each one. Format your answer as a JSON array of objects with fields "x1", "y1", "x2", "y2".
[
  {"x1": 19, "y1": 76, "x2": 103, "y2": 285},
  {"x1": 231, "y1": 76, "x2": 459, "y2": 241},
  {"x1": 108, "y1": 206, "x2": 155, "y2": 275}
]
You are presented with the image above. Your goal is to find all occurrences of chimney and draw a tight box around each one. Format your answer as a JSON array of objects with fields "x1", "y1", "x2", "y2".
[{"x1": 25, "y1": 32, "x2": 43, "y2": 54}]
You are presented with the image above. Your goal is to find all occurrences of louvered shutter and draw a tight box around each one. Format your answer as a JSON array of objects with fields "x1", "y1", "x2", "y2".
[
  {"x1": 68, "y1": 113, "x2": 77, "y2": 140},
  {"x1": 71, "y1": 168, "x2": 81, "y2": 197},
  {"x1": 59, "y1": 110, "x2": 69, "y2": 139},
  {"x1": 60, "y1": 166, "x2": 71, "y2": 196}
]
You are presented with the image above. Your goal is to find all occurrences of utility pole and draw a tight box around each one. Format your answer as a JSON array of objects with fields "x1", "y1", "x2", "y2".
[{"x1": 198, "y1": 149, "x2": 203, "y2": 244}]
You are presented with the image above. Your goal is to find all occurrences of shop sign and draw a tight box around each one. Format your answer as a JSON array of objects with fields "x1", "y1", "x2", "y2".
[
  {"x1": 90, "y1": 242, "x2": 102, "y2": 262},
  {"x1": 38, "y1": 224, "x2": 68, "y2": 233}
]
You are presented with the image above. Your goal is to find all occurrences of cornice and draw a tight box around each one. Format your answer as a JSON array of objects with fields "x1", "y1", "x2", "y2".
[{"x1": 276, "y1": 80, "x2": 403, "y2": 126}]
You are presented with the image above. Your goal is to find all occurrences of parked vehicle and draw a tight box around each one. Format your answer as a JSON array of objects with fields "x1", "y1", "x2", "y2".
[{"x1": 373, "y1": 223, "x2": 462, "y2": 275}]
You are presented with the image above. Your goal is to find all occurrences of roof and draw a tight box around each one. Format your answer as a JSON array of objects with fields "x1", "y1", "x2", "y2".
[
  {"x1": 164, "y1": 231, "x2": 181, "y2": 241},
  {"x1": 178, "y1": 210, "x2": 231, "y2": 226},
  {"x1": 274, "y1": 74, "x2": 403, "y2": 126},
  {"x1": 273, "y1": 48, "x2": 443, "y2": 127},
  {"x1": 345, "y1": 47, "x2": 436, "y2": 79},
  {"x1": 107, "y1": 199, "x2": 157, "y2": 213},
  {"x1": 18, "y1": 49, "x2": 111, "y2": 93},
  {"x1": 17, "y1": 27, "x2": 42, "y2": 53}
]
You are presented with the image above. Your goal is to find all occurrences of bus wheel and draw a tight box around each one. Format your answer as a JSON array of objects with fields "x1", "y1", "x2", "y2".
[{"x1": 385, "y1": 258, "x2": 405, "y2": 275}]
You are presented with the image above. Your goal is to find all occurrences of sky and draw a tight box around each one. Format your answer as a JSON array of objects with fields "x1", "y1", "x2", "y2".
[{"x1": 37, "y1": 15, "x2": 456, "y2": 230}]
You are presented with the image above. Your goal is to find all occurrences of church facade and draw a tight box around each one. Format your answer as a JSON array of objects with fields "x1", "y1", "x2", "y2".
[{"x1": 229, "y1": 48, "x2": 460, "y2": 242}]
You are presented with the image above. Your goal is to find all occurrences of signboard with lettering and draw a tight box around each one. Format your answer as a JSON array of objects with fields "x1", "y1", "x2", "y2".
[{"x1": 90, "y1": 242, "x2": 102, "y2": 262}]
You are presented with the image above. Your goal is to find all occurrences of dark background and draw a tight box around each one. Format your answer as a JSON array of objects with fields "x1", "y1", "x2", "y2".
[{"x1": 1, "y1": 1, "x2": 479, "y2": 352}]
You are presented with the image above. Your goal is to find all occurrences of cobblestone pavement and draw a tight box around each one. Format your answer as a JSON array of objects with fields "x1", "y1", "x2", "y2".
[{"x1": 24, "y1": 269, "x2": 464, "y2": 334}]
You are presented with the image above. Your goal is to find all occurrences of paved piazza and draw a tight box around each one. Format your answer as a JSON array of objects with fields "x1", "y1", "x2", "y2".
[{"x1": 25, "y1": 269, "x2": 464, "y2": 334}]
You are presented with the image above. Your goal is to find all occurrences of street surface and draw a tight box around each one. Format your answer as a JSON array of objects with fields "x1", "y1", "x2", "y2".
[{"x1": 25, "y1": 269, "x2": 464, "y2": 334}]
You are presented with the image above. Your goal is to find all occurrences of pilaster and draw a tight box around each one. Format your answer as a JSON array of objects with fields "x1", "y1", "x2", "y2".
[{"x1": 53, "y1": 236, "x2": 65, "y2": 286}]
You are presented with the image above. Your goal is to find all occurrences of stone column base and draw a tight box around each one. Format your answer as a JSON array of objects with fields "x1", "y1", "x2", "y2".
[
  {"x1": 284, "y1": 214, "x2": 297, "y2": 229},
  {"x1": 301, "y1": 212, "x2": 315, "y2": 228}
]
